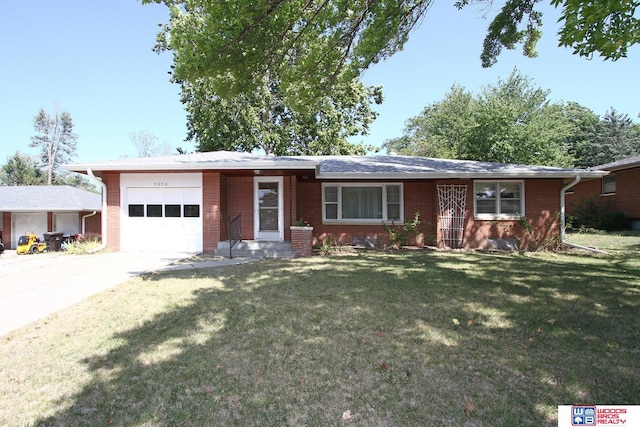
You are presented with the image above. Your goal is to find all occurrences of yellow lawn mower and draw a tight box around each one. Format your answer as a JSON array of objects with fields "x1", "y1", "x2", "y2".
[{"x1": 16, "y1": 232, "x2": 48, "y2": 255}]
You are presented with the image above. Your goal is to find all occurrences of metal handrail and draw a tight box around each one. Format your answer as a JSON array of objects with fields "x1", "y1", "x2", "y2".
[{"x1": 228, "y1": 213, "x2": 242, "y2": 258}]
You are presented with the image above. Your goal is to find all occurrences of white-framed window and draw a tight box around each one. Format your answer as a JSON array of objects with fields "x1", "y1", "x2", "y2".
[
  {"x1": 474, "y1": 180, "x2": 524, "y2": 219},
  {"x1": 602, "y1": 174, "x2": 616, "y2": 195},
  {"x1": 323, "y1": 183, "x2": 403, "y2": 223}
]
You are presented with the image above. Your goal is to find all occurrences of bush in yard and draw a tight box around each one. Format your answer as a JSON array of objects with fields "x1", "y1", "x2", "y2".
[
  {"x1": 63, "y1": 233, "x2": 103, "y2": 254},
  {"x1": 597, "y1": 211, "x2": 628, "y2": 231},
  {"x1": 383, "y1": 212, "x2": 421, "y2": 248},
  {"x1": 570, "y1": 196, "x2": 627, "y2": 231}
]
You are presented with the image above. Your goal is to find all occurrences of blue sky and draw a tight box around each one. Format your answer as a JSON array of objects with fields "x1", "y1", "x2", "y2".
[{"x1": 1, "y1": 0, "x2": 639, "y2": 164}]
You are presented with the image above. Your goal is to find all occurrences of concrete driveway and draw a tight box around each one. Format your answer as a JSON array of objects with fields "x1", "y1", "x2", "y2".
[{"x1": 0, "y1": 250, "x2": 193, "y2": 337}]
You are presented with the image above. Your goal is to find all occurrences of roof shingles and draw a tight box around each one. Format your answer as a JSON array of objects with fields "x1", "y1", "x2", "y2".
[{"x1": 0, "y1": 186, "x2": 101, "y2": 211}]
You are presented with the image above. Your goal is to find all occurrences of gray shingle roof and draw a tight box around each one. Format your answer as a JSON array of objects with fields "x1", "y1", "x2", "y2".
[
  {"x1": 63, "y1": 151, "x2": 606, "y2": 179},
  {"x1": 596, "y1": 155, "x2": 640, "y2": 172},
  {"x1": 0, "y1": 186, "x2": 101, "y2": 212}
]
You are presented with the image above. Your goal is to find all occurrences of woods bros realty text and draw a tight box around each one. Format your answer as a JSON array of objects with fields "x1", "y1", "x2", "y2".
[{"x1": 558, "y1": 405, "x2": 640, "y2": 426}]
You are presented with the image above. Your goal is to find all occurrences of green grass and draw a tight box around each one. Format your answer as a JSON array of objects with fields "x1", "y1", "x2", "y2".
[{"x1": 1, "y1": 233, "x2": 639, "y2": 426}]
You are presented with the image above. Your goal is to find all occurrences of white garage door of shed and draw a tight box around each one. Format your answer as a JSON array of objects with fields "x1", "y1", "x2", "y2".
[
  {"x1": 121, "y1": 186, "x2": 202, "y2": 253},
  {"x1": 12, "y1": 213, "x2": 47, "y2": 248}
]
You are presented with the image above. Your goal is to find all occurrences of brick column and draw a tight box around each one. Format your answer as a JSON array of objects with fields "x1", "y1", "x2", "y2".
[
  {"x1": 103, "y1": 172, "x2": 121, "y2": 251},
  {"x1": 203, "y1": 172, "x2": 222, "y2": 254},
  {"x1": 290, "y1": 226, "x2": 314, "y2": 257}
]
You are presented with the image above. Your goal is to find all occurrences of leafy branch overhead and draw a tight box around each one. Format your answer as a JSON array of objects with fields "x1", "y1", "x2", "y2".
[
  {"x1": 145, "y1": 0, "x2": 431, "y2": 103},
  {"x1": 146, "y1": 0, "x2": 638, "y2": 101}
]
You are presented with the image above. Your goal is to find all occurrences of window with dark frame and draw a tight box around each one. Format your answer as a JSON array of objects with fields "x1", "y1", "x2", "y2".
[
  {"x1": 184, "y1": 204, "x2": 200, "y2": 218},
  {"x1": 147, "y1": 204, "x2": 163, "y2": 217},
  {"x1": 165, "y1": 204, "x2": 181, "y2": 217},
  {"x1": 602, "y1": 174, "x2": 616, "y2": 195},
  {"x1": 128, "y1": 204, "x2": 144, "y2": 217}
]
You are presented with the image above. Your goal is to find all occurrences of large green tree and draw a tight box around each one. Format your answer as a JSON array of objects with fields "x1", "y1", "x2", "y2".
[
  {"x1": 385, "y1": 70, "x2": 575, "y2": 166},
  {"x1": 0, "y1": 152, "x2": 46, "y2": 186},
  {"x1": 577, "y1": 108, "x2": 640, "y2": 166},
  {"x1": 180, "y1": 76, "x2": 382, "y2": 155},
  {"x1": 30, "y1": 108, "x2": 79, "y2": 185},
  {"x1": 144, "y1": 0, "x2": 639, "y2": 103},
  {"x1": 383, "y1": 84, "x2": 475, "y2": 158}
]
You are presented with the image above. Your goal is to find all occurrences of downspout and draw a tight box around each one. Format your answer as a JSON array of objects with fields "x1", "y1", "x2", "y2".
[
  {"x1": 81, "y1": 211, "x2": 97, "y2": 234},
  {"x1": 87, "y1": 168, "x2": 108, "y2": 253},
  {"x1": 560, "y1": 175, "x2": 609, "y2": 254}
]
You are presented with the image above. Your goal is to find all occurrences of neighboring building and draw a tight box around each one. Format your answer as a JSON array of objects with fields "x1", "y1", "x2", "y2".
[
  {"x1": 64, "y1": 152, "x2": 605, "y2": 254},
  {"x1": 0, "y1": 186, "x2": 102, "y2": 249},
  {"x1": 567, "y1": 155, "x2": 640, "y2": 230}
]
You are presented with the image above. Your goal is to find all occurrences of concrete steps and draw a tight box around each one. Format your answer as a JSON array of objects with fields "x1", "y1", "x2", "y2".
[{"x1": 215, "y1": 240, "x2": 295, "y2": 258}]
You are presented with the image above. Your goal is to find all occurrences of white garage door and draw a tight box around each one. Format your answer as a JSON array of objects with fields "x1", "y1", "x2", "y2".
[
  {"x1": 12, "y1": 213, "x2": 48, "y2": 249},
  {"x1": 120, "y1": 173, "x2": 202, "y2": 253},
  {"x1": 54, "y1": 212, "x2": 79, "y2": 236}
]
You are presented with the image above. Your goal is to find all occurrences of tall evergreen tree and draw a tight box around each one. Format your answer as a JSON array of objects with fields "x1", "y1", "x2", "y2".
[{"x1": 0, "y1": 152, "x2": 46, "y2": 186}]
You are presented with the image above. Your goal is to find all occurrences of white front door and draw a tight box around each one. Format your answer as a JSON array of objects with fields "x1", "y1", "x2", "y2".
[{"x1": 254, "y1": 177, "x2": 284, "y2": 241}]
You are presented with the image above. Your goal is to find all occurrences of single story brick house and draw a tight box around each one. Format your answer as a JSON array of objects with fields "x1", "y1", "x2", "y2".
[
  {"x1": 567, "y1": 155, "x2": 640, "y2": 230},
  {"x1": 0, "y1": 185, "x2": 102, "y2": 249},
  {"x1": 64, "y1": 151, "x2": 605, "y2": 254}
]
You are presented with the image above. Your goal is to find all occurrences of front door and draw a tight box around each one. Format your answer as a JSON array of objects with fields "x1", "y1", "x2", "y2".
[{"x1": 254, "y1": 177, "x2": 284, "y2": 241}]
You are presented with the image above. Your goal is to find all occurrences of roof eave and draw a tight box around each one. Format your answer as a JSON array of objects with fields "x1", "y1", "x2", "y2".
[
  {"x1": 63, "y1": 160, "x2": 320, "y2": 173},
  {"x1": 316, "y1": 171, "x2": 608, "y2": 180}
]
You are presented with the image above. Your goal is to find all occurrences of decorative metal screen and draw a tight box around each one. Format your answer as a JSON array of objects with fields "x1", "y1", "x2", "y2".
[{"x1": 437, "y1": 184, "x2": 468, "y2": 249}]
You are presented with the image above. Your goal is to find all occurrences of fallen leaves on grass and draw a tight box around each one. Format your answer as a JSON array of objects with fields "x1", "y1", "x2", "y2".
[{"x1": 465, "y1": 399, "x2": 476, "y2": 416}]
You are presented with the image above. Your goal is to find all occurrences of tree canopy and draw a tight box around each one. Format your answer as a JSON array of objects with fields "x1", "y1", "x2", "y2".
[
  {"x1": 576, "y1": 108, "x2": 640, "y2": 167},
  {"x1": 384, "y1": 72, "x2": 640, "y2": 167},
  {"x1": 180, "y1": 76, "x2": 382, "y2": 155},
  {"x1": 30, "y1": 108, "x2": 78, "y2": 185},
  {"x1": 145, "y1": 0, "x2": 639, "y2": 103},
  {"x1": 0, "y1": 152, "x2": 46, "y2": 186},
  {"x1": 384, "y1": 70, "x2": 575, "y2": 166}
]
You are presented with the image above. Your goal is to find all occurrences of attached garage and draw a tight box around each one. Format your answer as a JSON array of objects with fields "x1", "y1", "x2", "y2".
[{"x1": 120, "y1": 173, "x2": 202, "y2": 253}]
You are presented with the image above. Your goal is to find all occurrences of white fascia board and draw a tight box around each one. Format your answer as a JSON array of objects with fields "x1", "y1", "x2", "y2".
[
  {"x1": 316, "y1": 170, "x2": 609, "y2": 180},
  {"x1": 63, "y1": 160, "x2": 320, "y2": 173}
]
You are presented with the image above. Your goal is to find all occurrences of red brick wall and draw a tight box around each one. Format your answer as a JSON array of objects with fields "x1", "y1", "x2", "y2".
[
  {"x1": 227, "y1": 176, "x2": 254, "y2": 241},
  {"x1": 567, "y1": 168, "x2": 640, "y2": 221},
  {"x1": 615, "y1": 167, "x2": 640, "y2": 219},
  {"x1": 103, "y1": 172, "x2": 121, "y2": 251},
  {"x1": 81, "y1": 211, "x2": 102, "y2": 235},
  {"x1": 203, "y1": 172, "x2": 222, "y2": 254},
  {"x1": 296, "y1": 179, "x2": 436, "y2": 247},
  {"x1": 296, "y1": 178, "x2": 564, "y2": 250},
  {"x1": 2, "y1": 212, "x2": 10, "y2": 248},
  {"x1": 225, "y1": 175, "x2": 297, "y2": 241},
  {"x1": 464, "y1": 179, "x2": 562, "y2": 249},
  {"x1": 290, "y1": 226, "x2": 313, "y2": 257}
]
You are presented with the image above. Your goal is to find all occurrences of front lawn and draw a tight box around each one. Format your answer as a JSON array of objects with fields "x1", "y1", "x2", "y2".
[{"x1": 1, "y1": 234, "x2": 639, "y2": 426}]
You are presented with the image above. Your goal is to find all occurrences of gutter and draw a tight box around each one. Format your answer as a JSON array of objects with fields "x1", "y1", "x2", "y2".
[
  {"x1": 87, "y1": 168, "x2": 108, "y2": 253},
  {"x1": 560, "y1": 175, "x2": 609, "y2": 254},
  {"x1": 81, "y1": 211, "x2": 97, "y2": 234}
]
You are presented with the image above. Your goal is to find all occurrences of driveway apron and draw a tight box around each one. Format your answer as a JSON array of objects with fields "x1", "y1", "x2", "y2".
[{"x1": 0, "y1": 251, "x2": 191, "y2": 337}]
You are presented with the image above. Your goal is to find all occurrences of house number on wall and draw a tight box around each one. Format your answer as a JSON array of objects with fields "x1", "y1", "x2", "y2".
[{"x1": 153, "y1": 182, "x2": 169, "y2": 187}]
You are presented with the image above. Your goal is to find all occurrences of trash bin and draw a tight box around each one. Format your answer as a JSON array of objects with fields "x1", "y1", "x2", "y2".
[{"x1": 43, "y1": 232, "x2": 64, "y2": 252}]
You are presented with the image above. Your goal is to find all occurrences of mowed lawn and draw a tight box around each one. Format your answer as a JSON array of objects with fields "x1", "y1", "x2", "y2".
[{"x1": 1, "y1": 233, "x2": 639, "y2": 426}]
